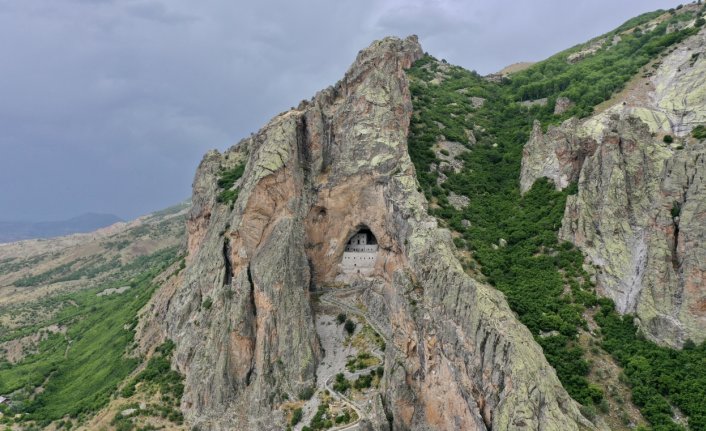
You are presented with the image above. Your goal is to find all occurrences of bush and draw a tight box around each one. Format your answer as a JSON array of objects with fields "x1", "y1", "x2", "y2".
[
  {"x1": 308, "y1": 403, "x2": 332, "y2": 430},
  {"x1": 122, "y1": 340, "x2": 185, "y2": 402},
  {"x1": 663, "y1": 134, "x2": 674, "y2": 143},
  {"x1": 336, "y1": 313, "x2": 346, "y2": 324},
  {"x1": 216, "y1": 163, "x2": 246, "y2": 204},
  {"x1": 586, "y1": 384, "x2": 604, "y2": 404},
  {"x1": 671, "y1": 201, "x2": 681, "y2": 218},
  {"x1": 335, "y1": 410, "x2": 351, "y2": 424},
  {"x1": 298, "y1": 386, "x2": 315, "y2": 401},
  {"x1": 202, "y1": 297, "x2": 213, "y2": 310},
  {"x1": 353, "y1": 373, "x2": 373, "y2": 389},
  {"x1": 290, "y1": 408, "x2": 303, "y2": 426},
  {"x1": 692, "y1": 125, "x2": 706, "y2": 139},
  {"x1": 344, "y1": 319, "x2": 356, "y2": 335},
  {"x1": 332, "y1": 373, "x2": 350, "y2": 392}
]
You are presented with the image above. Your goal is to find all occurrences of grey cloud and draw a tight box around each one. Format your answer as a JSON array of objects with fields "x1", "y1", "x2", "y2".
[{"x1": 0, "y1": 0, "x2": 683, "y2": 221}]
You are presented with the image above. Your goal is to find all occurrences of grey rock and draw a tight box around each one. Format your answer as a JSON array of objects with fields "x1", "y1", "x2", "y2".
[{"x1": 143, "y1": 35, "x2": 597, "y2": 430}]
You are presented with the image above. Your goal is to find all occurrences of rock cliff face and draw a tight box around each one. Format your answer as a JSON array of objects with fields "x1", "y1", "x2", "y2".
[
  {"x1": 520, "y1": 118, "x2": 597, "y2": 193},
  {"x1": 143, "y1": 36, "x2": 596, "y2": 430},
  {"x1": 521, "y1": 28, "x2": 706, "y2": 348}
]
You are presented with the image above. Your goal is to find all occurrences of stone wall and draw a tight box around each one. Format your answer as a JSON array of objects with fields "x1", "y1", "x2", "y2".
[{"x1": 341, "y1": 251, "x2": 377, "y2": 274}]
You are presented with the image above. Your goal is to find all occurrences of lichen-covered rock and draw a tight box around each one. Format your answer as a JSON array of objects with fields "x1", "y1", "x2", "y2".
[
  {"x1": 585, "y1": 28, "x2": 706, "y2": 138},
  {"x1": 567, "y1": 38, "x2": 606, "y2": 64},
  {"x1": 554, "y1": 96, "x2": 575, "y2": 115},
  {"x1": 560, "y1": 122, "x2": 706, "y2": 347},
  {"x1": 520, "y1": 119, "x2": 597, "y2": 194},
  {"x1": 448, "y1": 191, "x2": 471, "y2": 210},
  {"x1": 522, "y1": 28, "x2": 706, "y2": 347},
  {"x1": 143, "y1": 35, "x2": 597, "y2": 430}
]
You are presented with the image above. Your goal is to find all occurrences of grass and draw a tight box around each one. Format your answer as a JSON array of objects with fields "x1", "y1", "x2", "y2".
[
  {"x1": 113, "y1": 340, "x2": 185, "y2": 430},
  {"x1": 0, "y1": 247, "x2": 178, "y2": 426}
]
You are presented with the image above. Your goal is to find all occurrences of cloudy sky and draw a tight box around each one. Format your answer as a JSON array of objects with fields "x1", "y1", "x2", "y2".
[{"x1": 0, "y1": 0, "x2": 683, "y2": 221}]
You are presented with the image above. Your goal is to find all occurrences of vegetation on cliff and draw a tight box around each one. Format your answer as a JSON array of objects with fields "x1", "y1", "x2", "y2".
[
  {"x1": 216, "y1": 162, "x2": 246, "y2": 205},
  {"x1": 407, "y1": 6, "x2": 706, "y2": 430}
]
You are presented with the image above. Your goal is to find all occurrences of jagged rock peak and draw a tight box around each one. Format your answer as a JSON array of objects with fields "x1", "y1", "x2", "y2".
[{"x1": 141, "y1": 35, "x2": 598, "y2": 430}]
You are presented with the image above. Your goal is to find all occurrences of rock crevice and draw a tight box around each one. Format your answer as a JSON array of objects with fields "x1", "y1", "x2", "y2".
[{"x1": 143, "y1": 35, "x2": 597, "y2": 430}]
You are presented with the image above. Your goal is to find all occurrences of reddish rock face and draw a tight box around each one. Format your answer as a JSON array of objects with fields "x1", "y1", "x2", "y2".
[{"x1": 141, "y1": 36, "x2": 596, "y2": 431}]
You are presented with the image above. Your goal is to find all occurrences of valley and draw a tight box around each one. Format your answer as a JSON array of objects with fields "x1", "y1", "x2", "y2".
[{"x1": 1, "y1": 3, "x2": 706, "y2": 431}]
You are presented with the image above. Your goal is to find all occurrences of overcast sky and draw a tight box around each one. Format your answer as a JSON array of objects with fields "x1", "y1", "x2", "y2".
[{"x1": 0, "y1": 0, "x2": 683, "y2": 221}]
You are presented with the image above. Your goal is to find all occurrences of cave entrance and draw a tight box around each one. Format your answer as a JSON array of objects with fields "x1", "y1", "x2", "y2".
[{"x1": 341, "y1": 228, "x2": 378, "y2": 275}]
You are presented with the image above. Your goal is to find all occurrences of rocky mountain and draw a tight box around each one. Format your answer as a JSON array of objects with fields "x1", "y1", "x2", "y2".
[
  {"x1": 521, "y1": 10, "x2": 706, "y2": 348},
  {"x1": 0, "y1": 213, "x2": 124, "y2": 244},
  {"x1": 3, "y1": 4, "x2": 706, "y2": 431},
  {"x1": 138, "y1": 36, "x2": 596, "y2": 430}
]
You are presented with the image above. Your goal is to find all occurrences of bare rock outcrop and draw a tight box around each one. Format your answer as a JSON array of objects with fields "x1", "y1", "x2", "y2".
[
  {"x1": 142, "y1": 36, "x2": 597, "y2": 430},
  {"x1": 560, "y1": 117, "x2": 706, "y2": 348},
  {"x1": 554, "y1": 96, "x2": 575, "y2": 115},
  {"x1": 520, "y1": 118, "x2": 597, "y2": 194},
  {"x1": 521, "y1": 28, "x2": 706, "y2": 347}
]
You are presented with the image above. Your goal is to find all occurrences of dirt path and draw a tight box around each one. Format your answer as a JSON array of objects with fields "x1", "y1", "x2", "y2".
[{"x1": 295, "y1": 287, "x2": 389, "y2": 431}]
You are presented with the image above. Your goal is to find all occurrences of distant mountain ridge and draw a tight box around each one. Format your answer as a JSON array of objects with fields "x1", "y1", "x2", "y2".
[{"x1": 0, "y1": 213, "x2": 123, "y2": 243}]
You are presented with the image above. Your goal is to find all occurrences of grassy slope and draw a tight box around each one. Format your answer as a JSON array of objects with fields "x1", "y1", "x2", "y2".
[
  {"x1": 407, "y1": 6, "x2": 706, "y2": 431},
  {"x1": 0, "y1": 246, "x2": 179, "y2": 428}
]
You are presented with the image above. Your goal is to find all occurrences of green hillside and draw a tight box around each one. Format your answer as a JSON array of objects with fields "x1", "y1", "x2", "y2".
[
  {"x1": 406, "y1": 6, "x2": 706, "y2": 430},
  {"x1": 0, "y1": 247, "x2": 180, "y2": 429}
]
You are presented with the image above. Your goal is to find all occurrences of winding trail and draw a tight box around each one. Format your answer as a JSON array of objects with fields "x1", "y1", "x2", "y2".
[{"x1": 304, "y1": 287, "x2": 390, "y2": 431}]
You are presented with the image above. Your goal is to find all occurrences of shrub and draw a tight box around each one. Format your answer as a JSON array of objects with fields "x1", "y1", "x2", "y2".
[
  {"x1": 586, "y1": 384, "x2": 604, "y2": 404},
  {"x1": 332, "y1": 373, "x2": 350, "y2": 392},
  {"x1": 692, "y1": 125, "x2": 706, "y2": 139},
  {"x1": 308, "y1": 403, "x2": 332, "y2": 430},
  {"x1": 663, "y1": 134, "x2": 674, "y2": 143},
  {"x1": 216, "y1": 163, "x2": 246, "y2": 204},
  {"x1": 298, "y1": 386, "x2": 315, "y2": 401},
  {"x1": 202, "y1": 297, "x2": 213, "y2": 310},
  {"x1": 344, "y1": 319, "x2": 356, "y2": 335},
  {"x1": 353, "y1": 373, "x2": 373, "y2": 389},
  {"x1": 671, "y1": 201, "x2": 681, "y2": 218},
  {"x1": 336, "y1": 313, "x2": 346, "y2": 324},
  {"x1": 335, "y1": 410, "x2": 351, "y2": 424},
  {"x1": 290, "y1": 408, "x2": 303, "y2": 426}
]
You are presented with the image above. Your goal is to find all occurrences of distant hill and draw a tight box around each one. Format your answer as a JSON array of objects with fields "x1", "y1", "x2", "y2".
[{"x1": 0, "y1": 213, "x2": 124, "y2": 243}]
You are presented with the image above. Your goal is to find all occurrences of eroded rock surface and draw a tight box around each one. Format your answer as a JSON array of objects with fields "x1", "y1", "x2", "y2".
[
  {"x1": 521, "y1": 28, "x2": 706, "y2": 347},
  {"x1": 520, "y1": 118, "x2": 597, "y2": 193},
  {"x1": 143, "y1": 36, "x2": 596, "y2": 430}
]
